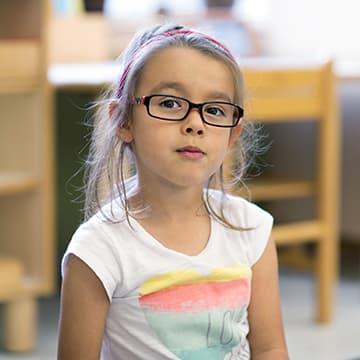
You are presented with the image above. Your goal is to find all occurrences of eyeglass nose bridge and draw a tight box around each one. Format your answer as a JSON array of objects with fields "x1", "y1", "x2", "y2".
[{"x1": 183, "y1": 100, "x2": 205, "y2": 122}]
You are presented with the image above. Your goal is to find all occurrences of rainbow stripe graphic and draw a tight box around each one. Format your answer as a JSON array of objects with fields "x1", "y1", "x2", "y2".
[{"x1": 139, "y1": 266, "x2": 251, "y2": 359}]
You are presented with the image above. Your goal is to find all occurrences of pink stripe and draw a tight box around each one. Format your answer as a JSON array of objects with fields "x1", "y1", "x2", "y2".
[{"x1": 139, "y1": 279, "x2": 250, "y2": 313}]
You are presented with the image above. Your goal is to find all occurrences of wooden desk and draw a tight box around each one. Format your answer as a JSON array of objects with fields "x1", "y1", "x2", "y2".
[
  {"x1": 48, "y1": 59, "x2": 360, "y2": 90},
  {"x1": 49, "y1": 62, "x2": 118, "y2": 91}
]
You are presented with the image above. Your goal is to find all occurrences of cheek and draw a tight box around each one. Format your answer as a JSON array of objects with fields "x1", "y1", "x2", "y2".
[
  {"x1": 215, "y1": 131, "x2": 233, "y2": 155},
  {"x1": 131, "y1": 125, "x2": 169, "y2": 160},
  {"x1": 208, "y1": 135, "x2": 233, "y2": 172}
]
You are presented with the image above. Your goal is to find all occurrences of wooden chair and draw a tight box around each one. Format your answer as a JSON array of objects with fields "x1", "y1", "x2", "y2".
[
  {"x1": 0, "y1": 257, "x2": 37, "y2": 351},
  {"x1": 225, "y1": 59, "x2": 340, "y2": 323}
]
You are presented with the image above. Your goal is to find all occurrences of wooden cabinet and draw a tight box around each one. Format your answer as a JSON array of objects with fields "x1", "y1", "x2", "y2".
[
  {"x1": 226, "y1": 59, "x2": 340, "y2": 323},
  {"x1": 0, "y1": 0, "x2": 54, "y2": 351}
]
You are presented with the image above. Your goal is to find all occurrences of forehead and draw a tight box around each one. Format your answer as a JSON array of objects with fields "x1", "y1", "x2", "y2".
[{"x1": 135, "y1": 46, "x2": 235, "y2": 99}]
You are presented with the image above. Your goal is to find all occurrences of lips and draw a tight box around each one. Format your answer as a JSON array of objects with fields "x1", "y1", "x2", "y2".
[
  {"x1": 176, "y1": 146, "x2": 205, "y2": 154},
  {"x1": 176, "y1": 146, "x2": 205, "y2": 160}
]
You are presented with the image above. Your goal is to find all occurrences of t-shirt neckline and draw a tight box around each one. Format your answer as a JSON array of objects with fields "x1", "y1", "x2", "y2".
[{"x1": 129, "y1": 216, "x2": 219, "y2": 259}]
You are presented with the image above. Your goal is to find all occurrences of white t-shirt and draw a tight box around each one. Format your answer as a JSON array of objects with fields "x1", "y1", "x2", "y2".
[{"x1": 62, "y1": 190, "x2": 273, "y2": 360}]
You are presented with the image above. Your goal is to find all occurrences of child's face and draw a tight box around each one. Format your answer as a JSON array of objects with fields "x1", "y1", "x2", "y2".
[{"x1": 119, "y1": 46, "x2": 240, "y2": 190}]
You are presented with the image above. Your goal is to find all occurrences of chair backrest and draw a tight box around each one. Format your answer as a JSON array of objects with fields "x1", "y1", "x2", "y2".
[
  {"x1": 239, "y1": 59, "x2": 334, "y2": 122},
  {"x1": 224, "y1": 58, "x2": 339, "y2": 229}
]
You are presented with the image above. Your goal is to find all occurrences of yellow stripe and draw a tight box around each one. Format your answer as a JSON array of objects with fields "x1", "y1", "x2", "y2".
[{"x1": 140, "y1": 265, "x2": 251, "y2": 296}]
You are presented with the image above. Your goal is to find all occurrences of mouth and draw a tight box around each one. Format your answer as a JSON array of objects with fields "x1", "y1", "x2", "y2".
[
  {"x1": 176, "y1": 146, "x2": 205, "y2": 154},
  {"x1": 176, "y1": 146, "x2": 206, "y2": 160}
]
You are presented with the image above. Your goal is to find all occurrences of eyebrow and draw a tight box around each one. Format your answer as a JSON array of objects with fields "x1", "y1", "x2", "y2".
[
  {"x1": 149, "y1": 81, "x2": 233, "y2": 103},
  {"x1": 150, "y1": 81, "x2": 185, "y2": 94},
  {"x1": 206, "y1": 91, "x2": 233, "y2": 103}
]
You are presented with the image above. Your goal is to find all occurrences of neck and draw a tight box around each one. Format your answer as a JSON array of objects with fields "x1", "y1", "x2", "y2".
[{"x1": 129, "y1": 182, "x2": 208, "y2": 222}]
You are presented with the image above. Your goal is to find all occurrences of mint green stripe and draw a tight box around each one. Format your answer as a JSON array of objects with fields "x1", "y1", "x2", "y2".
[
  {"x1": 174, "y1": 347, "x2": 231, "y2": 360},
  {"x1": 142, "y1": 306, "x2": 246, "y2": 352}
]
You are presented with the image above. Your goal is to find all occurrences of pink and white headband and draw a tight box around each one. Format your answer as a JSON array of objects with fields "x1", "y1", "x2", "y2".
[{"x1": 116, "y1": 29, "x2": 235, "y2": 98}]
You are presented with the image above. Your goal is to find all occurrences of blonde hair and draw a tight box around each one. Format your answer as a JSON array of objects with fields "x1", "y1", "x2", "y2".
[{"x1": 83, "y1": 24, "x2": 258, "y2": 228}]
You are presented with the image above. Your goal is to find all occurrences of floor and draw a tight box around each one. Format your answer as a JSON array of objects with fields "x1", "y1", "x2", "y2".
[{"x1": 0, "y1": 265, "x2": 359, "y2": 360}]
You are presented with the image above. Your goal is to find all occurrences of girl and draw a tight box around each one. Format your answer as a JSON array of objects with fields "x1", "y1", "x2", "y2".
[{"x1": 58, "y1": 24, "x2": 288, "y2": 360}]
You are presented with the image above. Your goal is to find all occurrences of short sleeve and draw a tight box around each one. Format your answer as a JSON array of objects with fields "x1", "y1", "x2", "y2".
[
  {"x1": 207, "y1": 190, "x2": 274, "y2": 267},
  {"x1": 61, "y1": 220, "x2": 122, "y2": 301},
  {"x1": 246, "y1": 205, "x2": 273, "y2": 266}
]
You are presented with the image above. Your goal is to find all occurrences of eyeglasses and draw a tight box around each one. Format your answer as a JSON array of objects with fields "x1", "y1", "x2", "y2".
[{"x1": 131, "y1": 94, "x2": 244, "y2": 128}]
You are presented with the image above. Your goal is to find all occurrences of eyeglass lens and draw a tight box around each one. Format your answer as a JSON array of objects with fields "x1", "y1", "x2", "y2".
[{"x1": 149, "y1": 95, "x2": 239, "y2": 126}]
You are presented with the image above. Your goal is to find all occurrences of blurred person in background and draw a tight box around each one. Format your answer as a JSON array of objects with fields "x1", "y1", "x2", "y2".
[{"x1": 199, "y1": 0, "x2": 262, "y2": 58}]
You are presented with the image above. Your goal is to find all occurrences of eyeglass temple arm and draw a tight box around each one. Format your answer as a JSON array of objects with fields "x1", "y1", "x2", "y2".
[{"x1": 131, "y1": 96, "x2": 146, "y2": 105}]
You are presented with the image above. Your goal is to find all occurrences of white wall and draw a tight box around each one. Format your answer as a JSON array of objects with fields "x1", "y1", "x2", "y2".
[
  {"x1": 261, "y1": 0, "x2": 360, "y2": 62},
  {"x1": 106, "y1": 0, "x2": 360, "y2": 61}
]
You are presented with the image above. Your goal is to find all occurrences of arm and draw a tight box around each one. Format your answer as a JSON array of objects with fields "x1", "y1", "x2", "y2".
[
  {"x1": 247, "y1": 236, "x2": 289, "y2": 360},
  {"x1": 57, "y1": 254, "x2": 110, "y2": 360}
]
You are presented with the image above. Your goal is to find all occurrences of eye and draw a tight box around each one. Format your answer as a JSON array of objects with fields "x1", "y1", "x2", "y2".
[
  {"x1": 159, "y1": 97, "x2": 182, "y2": 109},
  {"x1": 205, "y1": 104, "x2": 226, "y2": 117}
]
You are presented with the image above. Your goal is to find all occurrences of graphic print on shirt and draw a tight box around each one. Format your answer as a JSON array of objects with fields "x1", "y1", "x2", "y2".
[{"x1": 139, "y1": 265, "x2": 252, "y2": 359}]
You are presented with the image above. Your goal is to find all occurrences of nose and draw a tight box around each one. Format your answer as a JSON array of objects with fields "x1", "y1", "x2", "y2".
[{"x1": 181, "y1": 108, "x2": 205, "y2": 136}]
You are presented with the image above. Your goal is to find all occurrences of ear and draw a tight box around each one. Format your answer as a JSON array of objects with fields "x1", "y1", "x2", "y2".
[
  {"x1": 228, "y1": 123, "x2": 243, "y2": 147},
  {"x1": 109, "y1": 100, "x2": 134, "y2": 143},
  {"x1": 116, "y1": 126, "x2": 133, "y2": 143}
]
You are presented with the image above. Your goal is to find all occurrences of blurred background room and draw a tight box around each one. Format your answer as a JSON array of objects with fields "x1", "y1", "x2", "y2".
[{"x1": 0, "y1": 0, "x2": 359, "y2": 359}]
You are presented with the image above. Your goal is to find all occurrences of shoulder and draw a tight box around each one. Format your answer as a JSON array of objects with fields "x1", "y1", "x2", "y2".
[
  {"x1": 207, "y1": 189, "x2": 273, "y2": 229},
  {"x1": 74, "y1": 197, "x2": 127, "y2": 237},
  {"x1": 208, "y1": 190, "x2": 273, "y2": 266},
  {"x1": 62, "y1": 202, "x2": 128, "y2": 300}
]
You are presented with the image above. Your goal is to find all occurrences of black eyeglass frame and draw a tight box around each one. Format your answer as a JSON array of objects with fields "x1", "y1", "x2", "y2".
[{"x1": 131, "y1": 94, "x2": 244, "y2": 128}]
